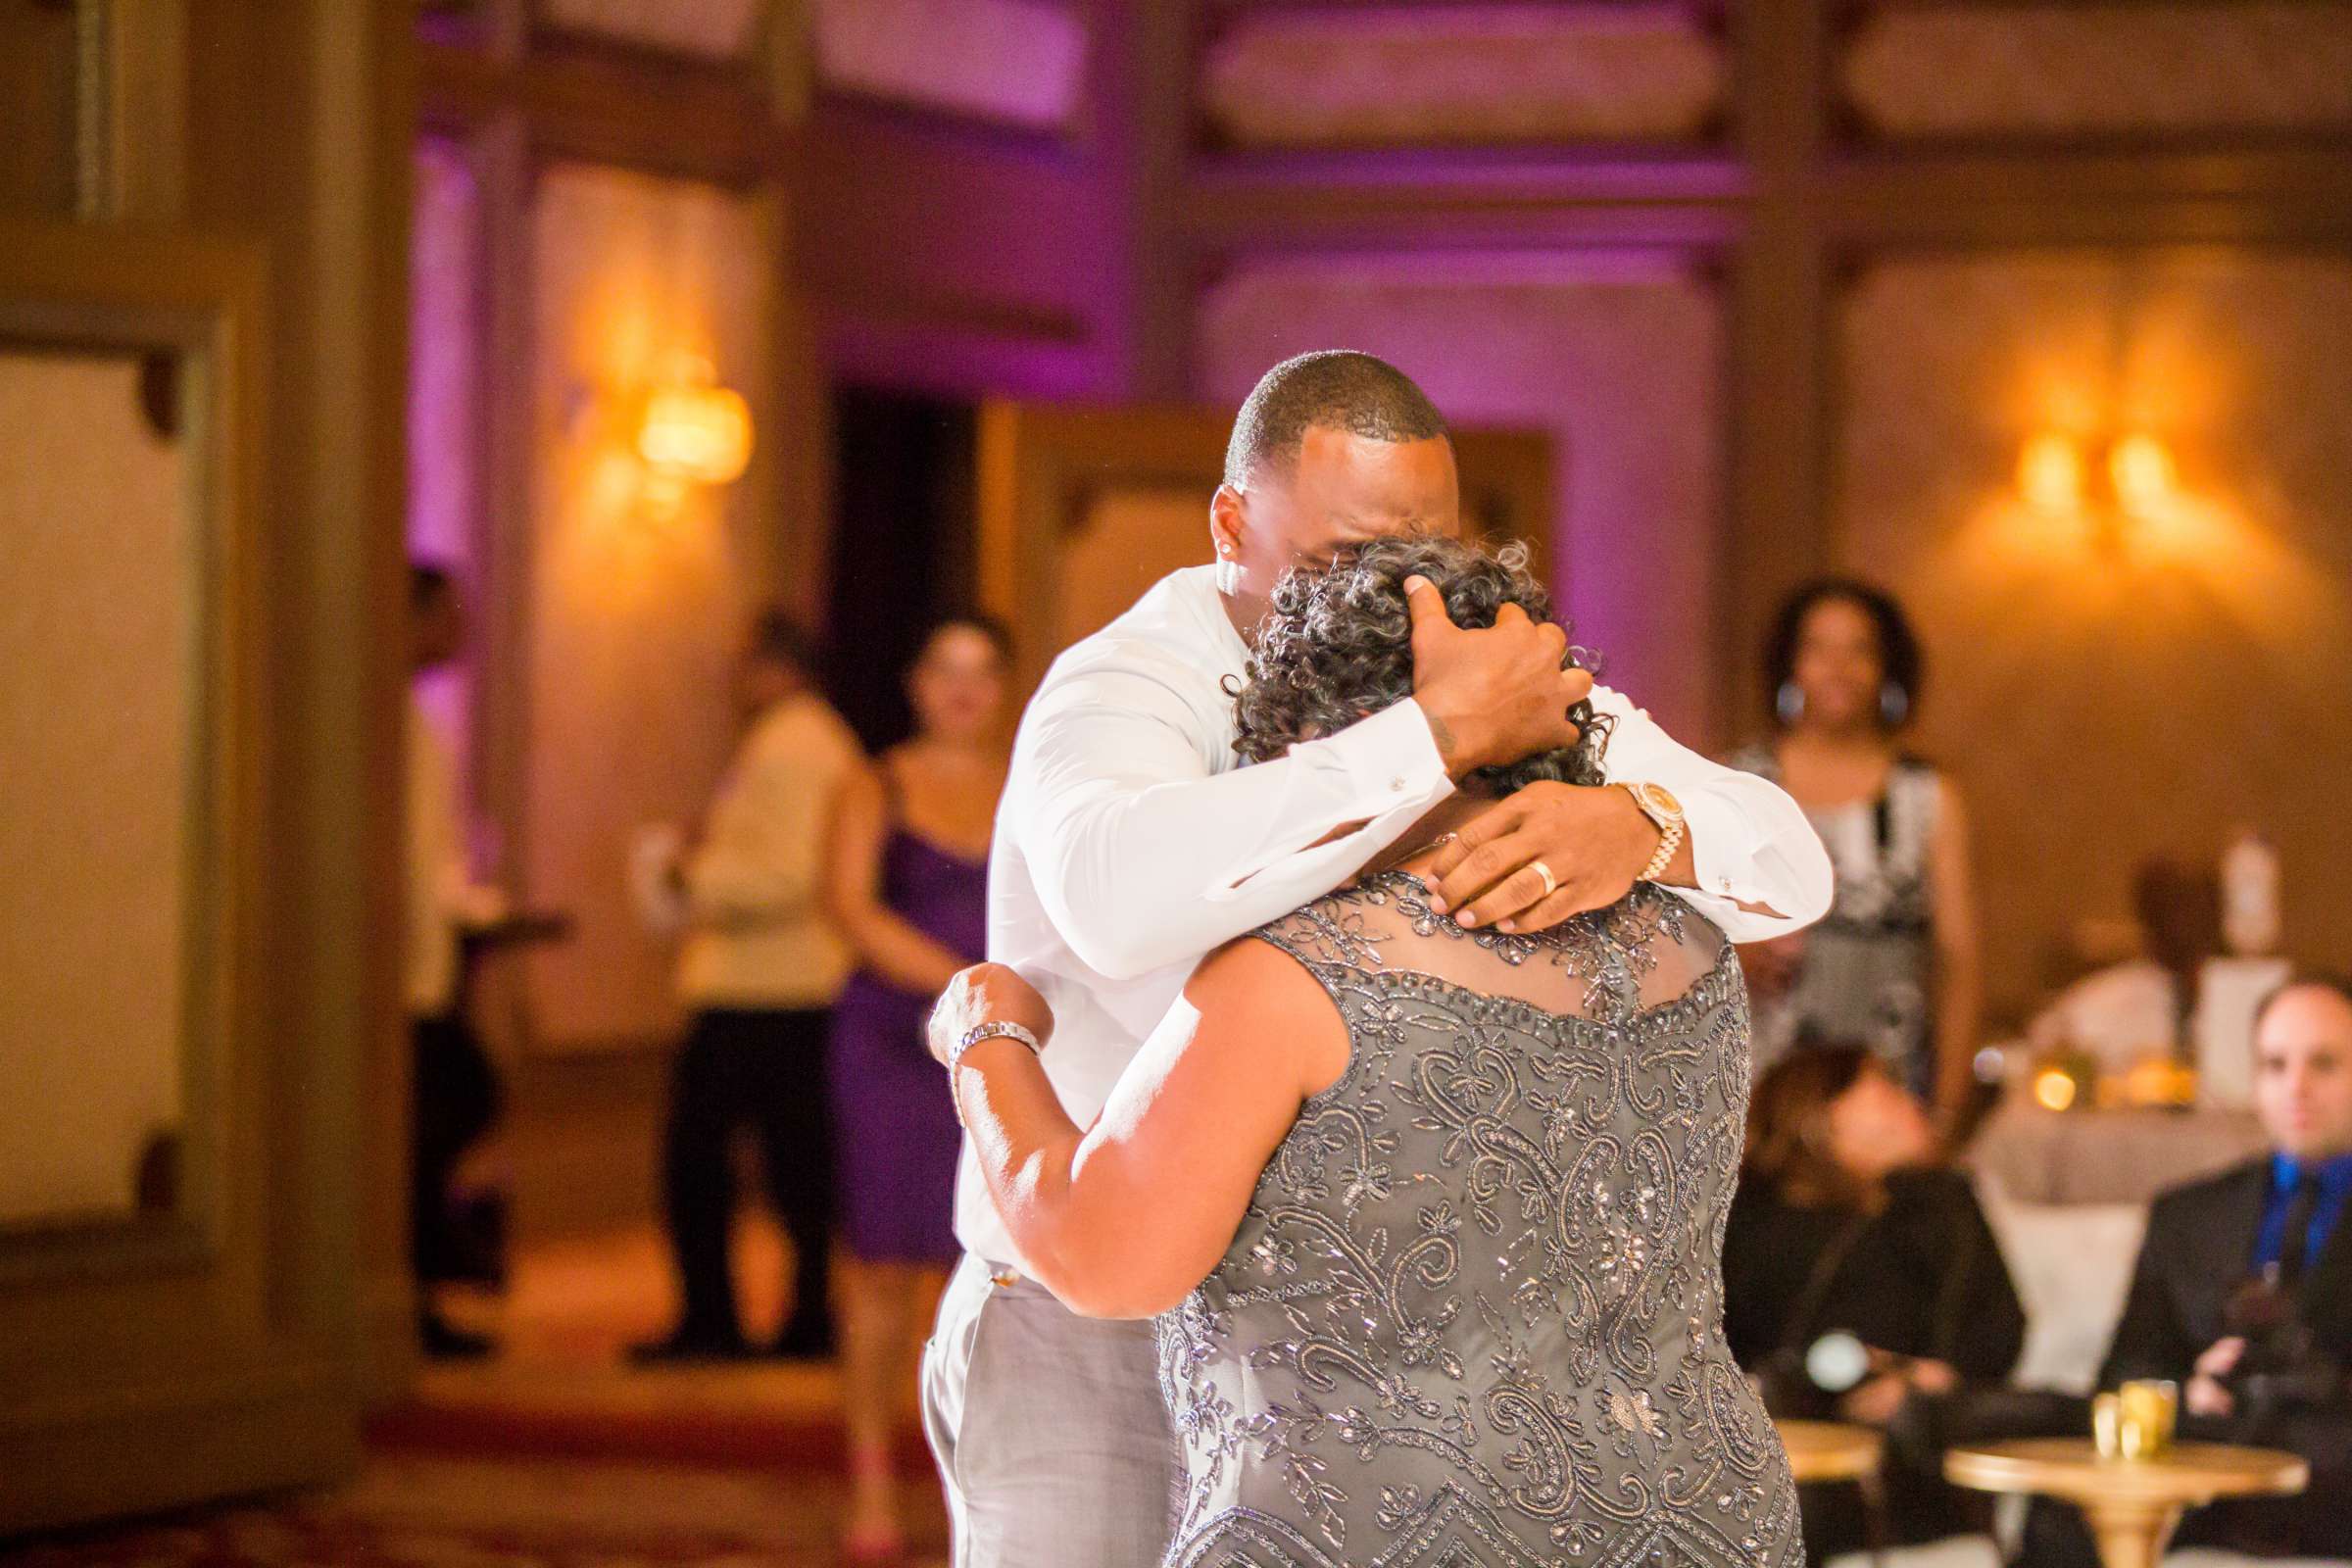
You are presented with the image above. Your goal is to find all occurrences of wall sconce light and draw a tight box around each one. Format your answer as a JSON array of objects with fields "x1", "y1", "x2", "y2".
[
  {"x1": 2016, "y1": 429, "x2": 2180, "y2": 530},
  {"x1": 636, "y1": 358, "x2": 753, "y2": 515}
]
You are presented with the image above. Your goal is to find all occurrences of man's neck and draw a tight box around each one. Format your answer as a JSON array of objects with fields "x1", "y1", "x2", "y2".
[{"x1": 1216, "y1": 586, "x2": 1261, "y2": 648}]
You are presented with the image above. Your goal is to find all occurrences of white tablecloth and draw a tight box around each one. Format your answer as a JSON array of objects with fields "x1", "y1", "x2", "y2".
[{"x1": 1966, "y1": 1100, "x2": 2268, "y2": 1206}]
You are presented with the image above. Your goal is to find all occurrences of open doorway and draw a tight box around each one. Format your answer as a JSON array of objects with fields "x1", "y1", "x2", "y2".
[{"x1": 822, "y1": 386, "x2": 978, "y2": 752}]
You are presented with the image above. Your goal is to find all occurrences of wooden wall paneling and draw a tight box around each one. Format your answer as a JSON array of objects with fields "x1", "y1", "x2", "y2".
[
  {"x1": 800, "y1": 93, "x2": 1112, "y2": 399},
  {"x1": 809, "y1": 0, "x2": 1090, "y2": 136},
  {"x1": 529, "y1": 0, "x2": 767, "y2": 66},
  {"x1": 0, "y1": 0, "x2": 415, "y2": 1522},
  {"x1": 416, "y1": 3, "x2": 818, "y2": 1059},
  {"x1": 763, "y1": 172, "x2": 837, "y2": 639},
  {"x1": 977, "y1": 398, "x2": 1550, "y2": 699},
  {"x1": 468, "y1": 119, "x2": 546, "y2": 1063},
  {"x1": 1820, "y1": 240, "x2": 2352, "y2": 1018},
  {"x1": 1192, "y1": 248, "x2": 1729, "y2": 739},
  {"x1": 1198, "y1": 0, "x2": 1730, "y2": 151},
  {"x1": 515, "y1": 162, "x2": 788, "y2": 1054},
  {"x1": 1098, "y1": 0, "x2": 1198, "y2": 401},
  {"x1": 73, "y1": 0, "x2": 191, "y2": 223},
  {"x1": 287, "y1": 0, "x2": 421, "y2": 1410},
  {"x1": 419, "y1": 38, "x2": 783, "y2": 187},
  {"x1": 1720, "y1": 0, "x2": 1835, "y2": 737},
  {"x1": 1188, "y1": 150, "x2": 1748, "y2": 242},
  {"x1": 0, "y1": 0, "x2": 80, "y2": 218},
  {"x1": 1820, "y1": 149, "x2": 2352, "y2": 241},
  {"x1": 1174, "y1": 0, "x2": 2352, "y2": 770},
  {"x1": 1839, "y1": 1, "x2": 2352, "y2": 148}
]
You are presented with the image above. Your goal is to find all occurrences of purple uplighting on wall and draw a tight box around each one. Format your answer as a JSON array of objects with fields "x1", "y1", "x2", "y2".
[{"x1": 408, "y1": 137, "x2": 481, "y2": 762}]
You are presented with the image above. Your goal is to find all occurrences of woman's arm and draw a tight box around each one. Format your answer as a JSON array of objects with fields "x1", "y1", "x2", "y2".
[
  {"x1": 1929, "y1": 777, "x2": 1984, "y2": 1132},
  {"x1": 823, "y1": 758, "x2": 971, "y2": 995},
  {"x1": 935, "y1": 942, "x2": 1348, "y2": 1319}
]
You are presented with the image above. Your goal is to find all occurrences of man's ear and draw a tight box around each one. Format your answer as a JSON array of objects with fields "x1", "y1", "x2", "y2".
[{"x1": 1209, "y1": 484, "x2": 1246, "y2": 563}]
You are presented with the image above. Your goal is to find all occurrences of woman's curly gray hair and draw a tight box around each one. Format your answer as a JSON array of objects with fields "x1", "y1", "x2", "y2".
[{"x1": 1233, "y1": 535, "x2": 1610, "y2": 796}]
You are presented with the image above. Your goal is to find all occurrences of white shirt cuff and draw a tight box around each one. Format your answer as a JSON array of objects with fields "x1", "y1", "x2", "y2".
[
  {"x1": 1337, "y1": 697, "x2": 1452, "y2": 803},
  {"x1": 1680, "y1": 787, "x2": 1751, "y2": 905}
]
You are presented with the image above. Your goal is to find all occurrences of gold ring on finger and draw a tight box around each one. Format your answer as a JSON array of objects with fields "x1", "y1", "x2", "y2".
[{"x1": 1530, "y1": 859, "x2": 1557, "y2": 899}]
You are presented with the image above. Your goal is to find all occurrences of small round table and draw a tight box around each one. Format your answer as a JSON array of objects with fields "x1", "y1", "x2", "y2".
[
  {"x1": 1776, "y1": 1419, "x2": 1885, "y2": 1485},
  {"x1": 1946, "y1": 1439, "x2": 2307, "y2": 1568}
]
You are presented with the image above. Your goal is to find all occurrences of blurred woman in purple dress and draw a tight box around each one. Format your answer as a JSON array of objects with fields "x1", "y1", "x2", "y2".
[{"x1": 823, "y1": 616, "x2": 1010, "y2": 1562}]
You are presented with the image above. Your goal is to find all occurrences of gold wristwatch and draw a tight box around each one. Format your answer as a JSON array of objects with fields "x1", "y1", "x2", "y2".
[{"x1": 1619, "y1": 782, "x2": 1687, "y2": 883}]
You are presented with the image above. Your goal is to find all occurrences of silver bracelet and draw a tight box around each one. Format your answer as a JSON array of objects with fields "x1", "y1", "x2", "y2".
[{"x1": 947, "y1": 1020, "x2": 1043, "y2": 1074}]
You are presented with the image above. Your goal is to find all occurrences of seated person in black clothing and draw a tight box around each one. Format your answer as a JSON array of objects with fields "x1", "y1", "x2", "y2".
[
  {"x1": 2025, "y1": 973, "x2": 2352, "y2": 1566},
  {"x1": 1726, "y1": 1042, "x2": 2027, "y2": 1564}
]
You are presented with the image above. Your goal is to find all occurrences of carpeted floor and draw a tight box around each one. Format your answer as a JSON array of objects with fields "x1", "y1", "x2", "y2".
[
  {"x1": 7, "y1": 1056, "x2": 955, "y2": 1565},
  {"x1": 7, "y1": 1222, "x2": 951, "y2": 1567},
  {"x1": 4, "y1": 1451, "x2": 948, "y2": 1566}
]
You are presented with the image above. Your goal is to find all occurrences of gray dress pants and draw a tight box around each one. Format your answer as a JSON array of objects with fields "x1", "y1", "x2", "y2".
[{"x1": 921, "y1": 1252, "x2": 1174, "y2": 1567}]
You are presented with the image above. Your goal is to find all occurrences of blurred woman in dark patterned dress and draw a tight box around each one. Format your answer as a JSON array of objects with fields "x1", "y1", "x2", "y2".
[{"x1": 1732, "y1": 579, "x2": 1984, "y2": 1134}]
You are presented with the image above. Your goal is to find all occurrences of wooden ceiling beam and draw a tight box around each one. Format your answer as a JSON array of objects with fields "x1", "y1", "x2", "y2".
[{"x1": 418, "y1": 39, "x2": 788, "y2": 185}]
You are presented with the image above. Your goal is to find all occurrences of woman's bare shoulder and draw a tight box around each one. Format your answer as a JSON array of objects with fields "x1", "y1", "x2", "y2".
[{"x1": 1185, "y1": 933, "x2": 1350, "y2": 1094}]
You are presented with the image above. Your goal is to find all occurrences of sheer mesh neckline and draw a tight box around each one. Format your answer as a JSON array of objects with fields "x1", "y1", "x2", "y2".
[
  {"x1": 1314, "y1": 867, "x2": 1732, "y2": 1015},
  {"x1": 1259, "y1": 867, "x2": 1739, "y2": 1099}
]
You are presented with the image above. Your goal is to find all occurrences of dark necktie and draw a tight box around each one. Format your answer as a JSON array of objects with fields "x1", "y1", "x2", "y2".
[{"x1": 2278, "y1": 1171, "x2": 2324, "y2": 1286}]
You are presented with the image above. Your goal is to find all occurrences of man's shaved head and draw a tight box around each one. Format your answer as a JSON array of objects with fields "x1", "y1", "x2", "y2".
[{"x1": 1223, "y1": 350, "x2": 1449, "y2": 491}]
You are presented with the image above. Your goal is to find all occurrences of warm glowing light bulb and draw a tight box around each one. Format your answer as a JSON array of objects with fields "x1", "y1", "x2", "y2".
[
  {"x1": 2018, "y1": 432, "x2": 2085, "y2": 514},
  {"x1": 639, "y1": 382, "x2": 754, "y2": 486},
  {"x1": 2109, "y1": 433, "x2": 2176, "y2": 517},
  {"x1": 2033, "y1": 1067, "x2": 2079, "y2": 1112}
]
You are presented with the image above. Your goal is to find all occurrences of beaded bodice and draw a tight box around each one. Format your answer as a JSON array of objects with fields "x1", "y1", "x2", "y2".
[{"x1": 1155, "y1": 873, "x2": 1800, "y2": 1568}]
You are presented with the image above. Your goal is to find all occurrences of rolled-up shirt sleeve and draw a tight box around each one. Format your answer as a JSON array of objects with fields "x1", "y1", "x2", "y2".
[
  {"x1": 1012, "y1": 650, "x2": 1452, "y2": 980},
  {"x1": 1592, "y1": 686, "x2": 1833, "y2": 943}
]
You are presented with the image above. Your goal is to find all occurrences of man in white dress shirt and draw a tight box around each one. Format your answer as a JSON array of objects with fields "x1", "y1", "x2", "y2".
[{"x1": 919, "y1": 351, "x2": 1834, "y2": 1566}]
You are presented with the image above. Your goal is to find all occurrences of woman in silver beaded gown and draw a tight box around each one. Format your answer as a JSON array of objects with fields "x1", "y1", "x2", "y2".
[{"x1": 938, "y1": 536, "x2": 1801, "y2": 1568}]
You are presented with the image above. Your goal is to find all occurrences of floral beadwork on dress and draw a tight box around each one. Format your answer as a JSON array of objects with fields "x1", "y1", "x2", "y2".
[{"x1": 1154, "y1": 874, "x2": 1801, "y2": 1568}]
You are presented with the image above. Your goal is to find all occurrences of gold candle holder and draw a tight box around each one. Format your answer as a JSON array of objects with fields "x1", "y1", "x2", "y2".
[{"x1": 2117, "y1": 1379, "x2": 2179, "y2": 1459}]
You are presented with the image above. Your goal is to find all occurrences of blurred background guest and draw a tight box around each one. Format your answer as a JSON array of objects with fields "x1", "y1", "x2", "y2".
[
  {"x1": 823, "y1": 615, "x2": 1010, "y2": 1562},
  {"x1": 2025, "y1": 974, "x2": 2352, "y2": 1566},
  {"x1": 630, "y1": 611, "x2": 861, "y2": 1363},
  {"x1": 1733, "y1": 579, "x2": 1984, "y2": 1133},
  {"x1": 1727, "y1": 1041, "x2": 2026, "y2": 1564},
  {"x1": 407, "y1": 564, "x2": 510, "y2": 1358},
  {"x1": 2029, "y1": 857, "x2": 2223, "y2": 1075}
]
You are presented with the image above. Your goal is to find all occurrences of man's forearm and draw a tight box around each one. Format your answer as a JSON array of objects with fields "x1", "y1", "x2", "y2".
[{"x1": 1023, "y1": 700, "x2": 1449, "y2": 978}]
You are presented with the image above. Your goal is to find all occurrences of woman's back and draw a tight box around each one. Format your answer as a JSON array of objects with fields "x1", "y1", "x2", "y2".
[{"x1": 1157, "y1": 871, "x2": 1800, "y2": 1567}]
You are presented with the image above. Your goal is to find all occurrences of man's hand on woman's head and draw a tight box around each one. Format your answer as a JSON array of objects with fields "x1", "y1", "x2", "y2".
[
  {"x1": 927, "y1": 962, "x2": 1055, "y2": 1067},
  {"x1": 1402, "y1": 574, "x2": 1590, "y2": 778},
  {"x1": 1422, "y1": 780, "x2": 1659, "y2": 934}
]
